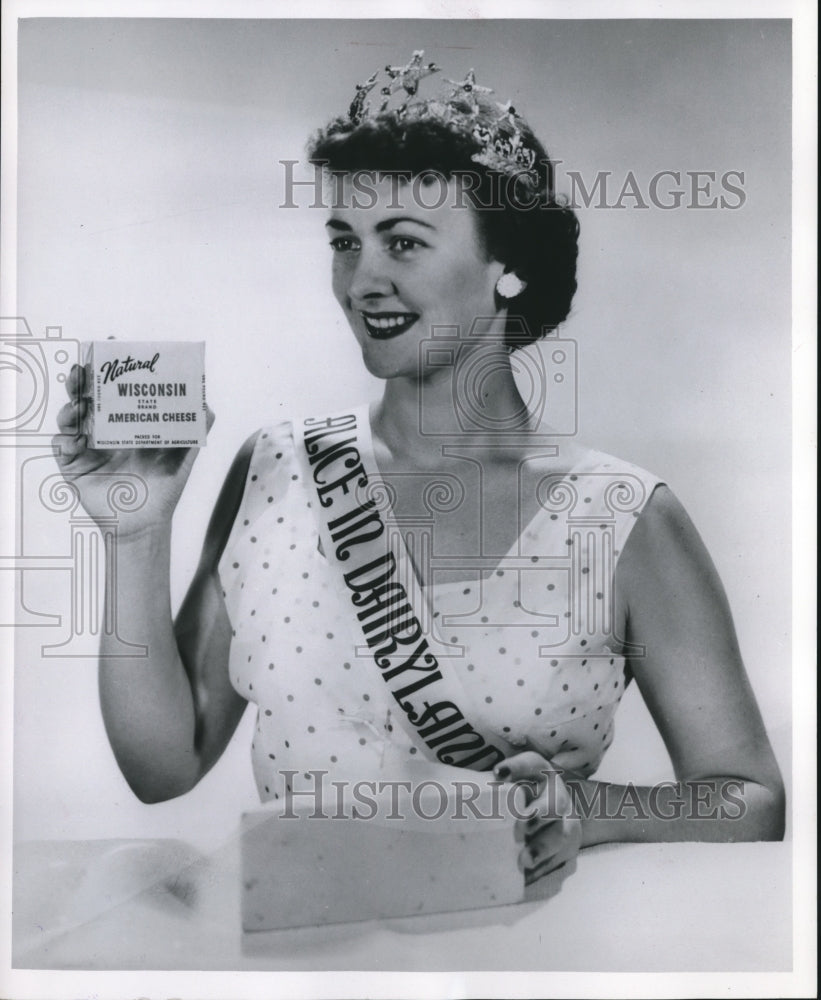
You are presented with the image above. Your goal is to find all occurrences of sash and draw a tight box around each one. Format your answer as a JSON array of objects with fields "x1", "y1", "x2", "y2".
[{"x1": 297, "y1": 408, "x2": 516, "y2": 772}]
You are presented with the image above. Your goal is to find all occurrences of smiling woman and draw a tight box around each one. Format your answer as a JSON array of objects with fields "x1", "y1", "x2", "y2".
[
  {"x1": 310, "y1": 97, "x2": 579, "y2": 352},
  {"x1": 52, "y1": 48, "x2": 785, "y2": 891},
  {"x1": 323, "y1": 176, "x2": 506, "y2": 379}
]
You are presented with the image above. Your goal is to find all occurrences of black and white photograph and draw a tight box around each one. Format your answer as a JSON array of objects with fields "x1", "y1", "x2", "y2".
[{"x1": 1, "y1": 3, "x2": 816, "y2": 998}]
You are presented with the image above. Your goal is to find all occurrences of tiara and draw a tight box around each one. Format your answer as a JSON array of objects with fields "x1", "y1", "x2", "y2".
[{"x1": 346, "y1": 51, "x2": 540, "y2": 188}]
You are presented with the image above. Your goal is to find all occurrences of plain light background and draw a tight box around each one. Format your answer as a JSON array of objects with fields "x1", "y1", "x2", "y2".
[{"x1": 13, "y1": 18, "x2": 792, "y2": 849}]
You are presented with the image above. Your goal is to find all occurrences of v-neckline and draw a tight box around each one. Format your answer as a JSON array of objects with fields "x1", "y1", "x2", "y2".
[{"x1": 356, "y1": 401, "x2": 593, "y2": 591}]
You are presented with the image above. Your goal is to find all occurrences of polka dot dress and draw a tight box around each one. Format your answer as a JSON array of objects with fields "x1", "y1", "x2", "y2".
[{"x1": 218, "y1": 417, "x2": 664, "y2": 802}]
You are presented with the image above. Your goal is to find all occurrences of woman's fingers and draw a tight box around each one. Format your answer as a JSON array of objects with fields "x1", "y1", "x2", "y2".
[
  {"x1": 52, "y1": 432, "x2": 88, "y2": 465},
  {"x1": 525, "y1": 814, "x2": 567, "y2": 859},
  {"x1": 523, "y1": 853, "x2": 567, "y2": 885},
  {"x1": 495, "y1": 747, "x2": 583, "y2": 887},
  {"x1": 56, "y1": 397, "x2": 88, "y2": 434},
  {"x1": 56, "y1": 400, "x2": 78, "y2": 434},
  {"x1": 495, "y1": 751, "x2": 550, "y2": 782},
  {"x1": 495, "y1": 751, "x2": 549, "y2": 804},
  {"x1": 519, "y1": 814, "x2": 583, "y2": 882},
  {"x1": 66, "y1": 362, "x2": 89, "y2": 400},
  {"x1": 497, "y1": 751, "x2": 572, "y2": 817}
]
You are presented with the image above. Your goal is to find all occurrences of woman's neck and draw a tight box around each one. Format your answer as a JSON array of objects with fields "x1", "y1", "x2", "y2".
[{"x1": 372, "y1": 343, "x2": 531, "y2": 468}]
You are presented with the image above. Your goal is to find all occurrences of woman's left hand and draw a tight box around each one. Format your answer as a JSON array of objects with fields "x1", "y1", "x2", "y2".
[{"x1": 496, "y1": 751, "x2": 583, "y2": 885}]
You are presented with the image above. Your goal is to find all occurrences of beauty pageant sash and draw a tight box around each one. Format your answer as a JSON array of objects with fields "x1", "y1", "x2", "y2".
[{"x1": 298, "y1": 409, "x2": 515, "y2": 772}]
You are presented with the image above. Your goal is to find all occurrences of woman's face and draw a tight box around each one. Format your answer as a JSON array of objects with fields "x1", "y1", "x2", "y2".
[{"x1": 326, "y1": 174, "x2": 507, "y2": 380}]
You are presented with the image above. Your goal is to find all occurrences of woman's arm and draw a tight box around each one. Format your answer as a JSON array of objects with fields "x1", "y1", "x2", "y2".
[
  {"x1": 570, "y1": 484, "x2": 785, "y2": 845},
  {"x1": 507, "y1": 485, "x2": 785, "y2": 879},
  {"x1": 97, "y1": 433, "x2": 258, "y2": 803}
]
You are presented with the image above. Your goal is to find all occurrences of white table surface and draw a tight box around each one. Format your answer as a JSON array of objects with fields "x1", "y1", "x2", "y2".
[{"x1": 12, "y1": 836, "x2": 792, "y2": 972}]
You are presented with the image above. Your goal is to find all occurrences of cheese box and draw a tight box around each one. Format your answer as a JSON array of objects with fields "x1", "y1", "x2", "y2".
[
  {"x1": 241, "y1": 767, "x2": 526, "y2": 932},
  {"x1": 83, "y1": 341, "x2": 207, "y2": 448}
]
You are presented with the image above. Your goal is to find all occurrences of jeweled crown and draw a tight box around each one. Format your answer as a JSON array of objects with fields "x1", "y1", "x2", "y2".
[{"x1": 346, "y1": 51, "x2": 539, "y2": 185}]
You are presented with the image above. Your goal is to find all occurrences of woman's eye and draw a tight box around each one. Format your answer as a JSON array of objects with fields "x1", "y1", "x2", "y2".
[
  {"x1": 329, "y1": 237, "x2": 359, "y2": 253},
  {"x1": 389, "y1": 236, "x2": 423, "y2": 253}
]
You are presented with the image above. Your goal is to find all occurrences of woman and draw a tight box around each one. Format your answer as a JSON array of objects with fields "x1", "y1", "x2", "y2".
[{"x1": 53, "y1": 54, "x2": 784, "y2": 885}]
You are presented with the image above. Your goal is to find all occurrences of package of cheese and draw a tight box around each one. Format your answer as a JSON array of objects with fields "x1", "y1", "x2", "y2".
[
  {"x1": 83, "y1": 341, "x2": 207, "y2": 449},
  {"x1": 240, "y1": 764, "x2": 526, "y2": 932}
]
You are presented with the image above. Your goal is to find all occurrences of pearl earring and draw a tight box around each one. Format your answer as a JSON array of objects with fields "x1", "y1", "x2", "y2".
[{"x1": 496, "y1": 272, "x2": 527, "y2": 299}]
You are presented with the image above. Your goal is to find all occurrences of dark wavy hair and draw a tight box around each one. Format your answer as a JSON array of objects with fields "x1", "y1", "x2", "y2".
[{"x1": 308, "y1": 97, "x2": 580, "y2": 351}]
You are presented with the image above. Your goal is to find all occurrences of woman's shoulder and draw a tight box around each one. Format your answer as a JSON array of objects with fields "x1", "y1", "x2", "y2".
[
  {"x1": 573, "y1": 445, "x2": 665, "y2": 507},
  {"x1": 524, "y1": 438, "x2": 665, "y2": 507},
  {"x1": 616, "y1": 481, "x2": 708, "y2": 578},
  {"x1": 230, "y1": 403, "x2": 374, "y2": 490},
  {"x1": 245, "y1": 419, "x2": 298, "y2": 460},
  {"x1": 561, "y1": 439, "x2": 663, "y2": 482}
]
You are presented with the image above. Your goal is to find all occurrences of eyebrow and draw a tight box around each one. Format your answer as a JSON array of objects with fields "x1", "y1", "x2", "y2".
[{"x1": 325, "y1": 216, "x2": 436, "y2": 232}]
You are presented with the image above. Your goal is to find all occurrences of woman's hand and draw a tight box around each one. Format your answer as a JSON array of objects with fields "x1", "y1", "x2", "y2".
[
  {"x1": 52, "y1": 362, "x2": 214, "y2": 539},
  {"x1": 496, "y1": 751, "x2": 583, "y2": 885}
]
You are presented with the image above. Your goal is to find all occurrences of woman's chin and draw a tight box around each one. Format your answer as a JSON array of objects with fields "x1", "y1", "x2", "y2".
[
  {"x1": 359, "y1": 344, "x2": 416, "y2": 381},
  {"x1": 363, "y1": 360, "x2": 412, "y2": 381}
]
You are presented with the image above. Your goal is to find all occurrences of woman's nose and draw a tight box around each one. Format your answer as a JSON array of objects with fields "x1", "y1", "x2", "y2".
[{"x1": 347, "y1": 247, "x2": 393, "y2": 302}]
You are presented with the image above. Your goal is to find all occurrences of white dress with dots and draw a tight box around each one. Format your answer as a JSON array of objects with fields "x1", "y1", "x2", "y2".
[{"x1": 218, "y1": 408, "x2": 664, "y2": 802}]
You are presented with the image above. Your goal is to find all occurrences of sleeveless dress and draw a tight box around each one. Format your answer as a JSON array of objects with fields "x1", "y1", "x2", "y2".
[{"x1": 218, "y1": 406, "x2": 664, "y2": 802}]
